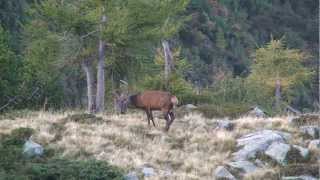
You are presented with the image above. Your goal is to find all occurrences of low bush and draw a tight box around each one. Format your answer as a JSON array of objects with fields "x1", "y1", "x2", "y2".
[{"x1": 0, "y1": 128, "x2": 124, "y2": 180}]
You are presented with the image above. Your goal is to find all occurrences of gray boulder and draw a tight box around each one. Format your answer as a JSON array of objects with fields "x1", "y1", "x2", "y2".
[
  {"x1": 265, "y1": 142, "x2": 291, "y2": 166},
  {"x1": 125, "y1": 172, "x2": 139, "y2": 180},
  {"x1": 247, "y1": 107, "x2": 267, "y2": 118},
  {"x1": 215, "y1": 120, "x2": 235, "y2": 131},
  {"x1": 227, "y1": 161, "x2": 258, "y2": 174},
  {"x1": 300, "y1": 126, "x2": 320, "y2": 139},
  {"x1": 23, "y1": 140, "x2": 44, "y2": 158},
  {"x1": 233, "y1": 130, "x2": 291, "y2": 160},
  {"x1": 214, "y1": 166, "x2": 237, "y2": 180},
  {"x1": 185, "y1": 104, "x2": 197, "y2": 109},
  {"x1": 142, "y1": 167, "x2": 155, "y2": 177},
  {"x1": 308, "y1": 140, "x2": 320, "y2": 150}
]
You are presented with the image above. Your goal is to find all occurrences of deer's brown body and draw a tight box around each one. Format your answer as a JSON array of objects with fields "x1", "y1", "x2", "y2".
[{"x1": 128, "y1": 90, "x2": 178, "y2": 131}]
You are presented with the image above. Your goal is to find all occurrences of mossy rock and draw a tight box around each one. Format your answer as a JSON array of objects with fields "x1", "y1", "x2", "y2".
[{"x1": 63, "y1": 113, "x2": 103, "y2": 124}]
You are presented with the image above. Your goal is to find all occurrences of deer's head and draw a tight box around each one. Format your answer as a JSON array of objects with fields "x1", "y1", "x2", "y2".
[{"x1": 114, "y1": 90, "x2": 129, "y2": 114}]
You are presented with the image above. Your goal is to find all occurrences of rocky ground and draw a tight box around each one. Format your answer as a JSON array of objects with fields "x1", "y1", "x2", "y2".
[{"x1": 0, "y1": 109, "x2": 319, "y2": 180}]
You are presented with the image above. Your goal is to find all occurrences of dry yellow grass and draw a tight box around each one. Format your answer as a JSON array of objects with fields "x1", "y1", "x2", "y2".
[{"x1": 0, "y1": 111, "x2": 309, "y2": 179}]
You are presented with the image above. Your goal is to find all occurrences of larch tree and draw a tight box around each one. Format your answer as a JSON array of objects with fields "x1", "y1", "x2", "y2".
[
  {"x1": 248, "y1": 38, "x2": 311, "y2": 113},
  {"x1": 26, "y1": 0, "x2": 190, "y2": 113},
  {"x1": 157, "y1": 0, "x2": 190, "y2": 89}
]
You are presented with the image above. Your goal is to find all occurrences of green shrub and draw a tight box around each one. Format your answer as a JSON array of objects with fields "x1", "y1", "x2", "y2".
[
  {"x1": 3, "y1": 127, "x2": 35, "y2": 146},
  {"x1": 24, "y1": 159, "x2": 124, "y2": 180},
  {"x1": 0, "y1": 128, "x2": 125, "y2": 180}
]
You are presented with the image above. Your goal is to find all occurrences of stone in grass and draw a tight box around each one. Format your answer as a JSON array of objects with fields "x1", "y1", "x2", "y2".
[
  {"x1": 308, "y1": 140, "x2": 320, "y2": 150},
  {"x1": 214, "y1": 166, "x2": 237, "y2": 180},
  {"x1": 300, "y1": 126, "x2": 320, "y2": 139},
  {"x1": 247, "y1": 106, "x2": 267, "y2": 118},
  {"x1": 215, "y1": 120, "x2": 235, "y2": 131},
  {"x1": 233, "y1": 130, "x2": 291, "y2": 161},
  {"x1": 265, "y1": 142, "x2": 291, "y2": 166},
  {"x1": 185, "y1": 104, "x2": 197, "y2": 109},
  {"x1": 23, "y1": 140, "x2": 44, "y2": 158},
  {"x1": 125, "y1": 172, "x2": 139, "y2": 180},
  {"x1": 227, "y1": 161, "x2": 258, "y2": 174},
  {"x1": 142, "y1": 167, "x2": 155, "y2": 177},
  {"x1": 282, "y1": 175, "x2": 318, "y2": 180},
  {"x1": 265, "y1": 143, "x2": 309, "y2": 166}
]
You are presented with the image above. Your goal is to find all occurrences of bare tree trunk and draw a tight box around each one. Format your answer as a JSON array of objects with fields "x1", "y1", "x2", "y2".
[
  {"x1": 275, "y1": 78, "x2": 281, "y2": 113},
  {"x1": 96, "y1": 14, "x2": 107, "y2": 113},
  {"x1": 162, "y1": 40, "x2": 173, "y2": 89},
  {"x1": 318, "y1": 43, "x2": 320, "y2": 111},
  {"x1": 82, "y1": 60, "x2": 96, "y2": 113}
]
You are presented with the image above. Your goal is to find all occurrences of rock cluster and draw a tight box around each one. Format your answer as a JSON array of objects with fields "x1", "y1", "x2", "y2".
[{"x1": 214, "y1": 126, "x2": 317, "y2": 179}]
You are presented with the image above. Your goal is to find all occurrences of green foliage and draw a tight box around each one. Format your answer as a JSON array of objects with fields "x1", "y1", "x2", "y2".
[
  {"x1": 0, "y1": 128, "x2": 124, "y2": 180},
  {"x1": 0, "y1": 27, "x2": 21, "y2": 106},
  {"x1": 0, "y1": 0, "x2": 318, "y2": 114},
  {"x1": 247, "y1": 38, "x2": 312, "y2": 110},
  {"x1": 23, "y1": 159, "x2": 124, "y2": 180}
]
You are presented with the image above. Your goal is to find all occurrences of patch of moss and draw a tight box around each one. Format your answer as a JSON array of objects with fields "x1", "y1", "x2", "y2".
[{"x1": 279, "y1": 164, "x2": 319, "y2": 178}]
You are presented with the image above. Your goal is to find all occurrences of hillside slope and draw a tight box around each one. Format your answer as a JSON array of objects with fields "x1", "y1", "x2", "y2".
[{"x1": 0, "y1": 111, "x2": 319, "y2": 179}]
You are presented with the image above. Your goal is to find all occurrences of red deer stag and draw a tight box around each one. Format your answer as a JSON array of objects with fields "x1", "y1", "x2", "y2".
[{"x1": 114, "y1": 90, "x2": 178, "y2": 131}]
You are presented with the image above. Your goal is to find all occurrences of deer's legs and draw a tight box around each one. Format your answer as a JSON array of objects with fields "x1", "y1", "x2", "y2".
[
  {"x1": 161, "y1": 109, "x2": 170, "y2": 131},
  {"x1": 149, "y1": 110, "x2": 156, "y2": 127},
  {"x1": 168, "y1": 111, "x2": 175, "y2": 126},
  {"x1": 145, "y1": 109, "x2": 151, "y2": 126},
  {"x1": 169, "y1": 111, "x2": 175, "y2": 122}
]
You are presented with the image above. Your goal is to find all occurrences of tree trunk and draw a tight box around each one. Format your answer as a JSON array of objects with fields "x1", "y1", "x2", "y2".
[
  {"x1": 96, "y1": 15, "x2": 107, "y2": 113},
  {"x1": 318, "y1": 52, "x2": 320, "y2": 111},
  {"x1": 275, "y1": 78, "x2": 281, "y2": 113},
  {"x1": 162, "y1": 40, "x2": 173, "y2": 89},
  {"x1": 82, "y1": 60, "x2": 96, "y2": 113}
]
